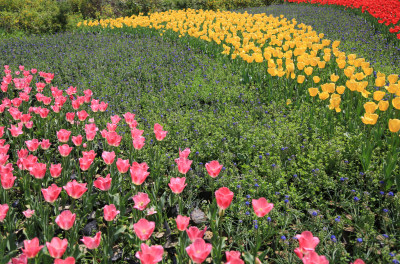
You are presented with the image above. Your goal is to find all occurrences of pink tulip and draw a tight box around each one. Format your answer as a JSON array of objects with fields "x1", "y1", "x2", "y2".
[
  {"x1": 135, "y1": 243, "x2": 164, "y2": 264},
  {"x1": 106, "y1": 131, "x2": 122, "y2": 147},
  {"x1": 54, "y1": 257, "x2": 75, "y2": 264},
  {"x1": 21, "y1": 237, "x2": 44, "y2": 258},
  {"x1": 301, "y1": 251, "x2": 329, "y2": 264},
  {"x1": 102, "y1": 151, "x2": 115, "y2": 165},
  {"x1": 40, "y1": 139, "x2": 51, "y2": 150},
  {"x1": 63, "y1": 180, "x2": 87, "y2": 199},
  {"x1": 133, "y1": 192, "x2": 151, "y2": 211},
  {"x1": 99, "y1": 101, "x2": 108, "y2": 112},
  {"x1": 22, "y1": 209, "x2": 35, "y2": 218},
  {"x1": 29, "y1": 162, "x2": 47, "y2": 179},
  {"x1": 133, "y1": 218, "x2": 155, "y2": 241},
  {"x1": 10, "y1": 254, "x2": 28, "y2": 264},
  {"x1": 133, "y1": 136, "x2": 145, "y2": 150},
  {"x1": 168, "y1": 177, "x2": 187, "y2": 194},
  {"x1": 0, "y1": 204, "x2": 9, "y2": 222},
  {"x1": 46, "y1": 237, "x2": 68, "y2": 259},
  {"x1": 25, "y1": 139, "x2": 40, "y2": 151},
  {"x1": 130, "y1": 162, "x2": 150, "y2": 185},
  {"x1": 71, "y1": 135, "x2": 83, "y2": 146},
  {"x1": 131, "y1": 128, "x2": 144, "y2": 139},
  {"x1": 50, "y1": 164, "x2": 62, "y2": 178},
  {"x1": 186, "y1": 226, "x2": 207, "y2": 242},
  {"x1": 176, "y1": 215, "x2": 190, "y2": 231},
  {"x1": 77, "y1": 110, "x2": 89, "y2": 121},
  {"x1": 154, "y1": 123, "x2": 168, "y2": 141},
  {"x1": 42, "y1": 184, "x2": 62, "y2": 203},
  {"x1": 94, "y1": 174, "x2": 112, "y2": 191},
  {"x1": 104, "y1": 204, "x2": 120, "y2": 221},
  {"x1": 58, "y1": 144, "x2": 73, "y2": 157},
  {"x1": 66, "y1": 112, "x2": 75, "y2": 123},
  {"x1": 352, "y1": 260, "x2": 365, "y2": 264},
  {"x1": 9, "y1": 124, "x2": 23, "y2": 137},
  {"x1": 57, "y1": 129, "x2": 71, "y2": 143},
  {"x1": 55, "y1": 210, "x2": 76, "y2": 230},
  {"x1": 116, "y1": 158, "x2": 130, "y2": 173},
  {"x1": 186, "y1": 238, "x2": 212, "y2": 264},
  {"x1": 1, "y1": 172, "x2": 16, "y2": 189},
  {"x1": 110, "y1": 115, "x2": 121, "y2": 124},
  {"x1": 81, "y1": 232, "x2": 101, "y2": 249},
  {"x1": 294, "y1": 231, "x2": 320, "y2": 259},
  {"x1": 215, "y1": 187, "x2": 234, "y2": 210},
  {"x1": 79, "y1": 157, "x2": 93, "y2": 171},
  {"x1": 225, "y1": 251, "x2": 241, "y2": 261},
  {"x1": 179, "y1": 148, "x2": 191, "y2": 159},
  {"x1": 175, "y1": 158, "x2": 192, "y2": 174},
  {"x1": 205, "y1": 160, "x2": 223, "y2": 178},
  {"x1": 123, "y1": 112, "x2": 136, "y2": 124},
  {"x1": 252, "y1": 198, "x2": 274, "y2": 218}
]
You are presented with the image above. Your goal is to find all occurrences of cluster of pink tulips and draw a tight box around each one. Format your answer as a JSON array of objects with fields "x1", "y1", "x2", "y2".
[{"x1": 0, "y1": 65, "x2": 367, "y2": 263}]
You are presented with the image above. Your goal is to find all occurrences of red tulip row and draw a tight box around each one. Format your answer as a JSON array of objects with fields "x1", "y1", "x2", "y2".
[{"x1": 285, "y1": 0, "x2": 400, "y2": 39}]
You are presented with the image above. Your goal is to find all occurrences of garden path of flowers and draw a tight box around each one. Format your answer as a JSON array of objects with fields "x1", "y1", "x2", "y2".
[{"x1": 0, "y1": 2, "x2": 399, "y2": 264}]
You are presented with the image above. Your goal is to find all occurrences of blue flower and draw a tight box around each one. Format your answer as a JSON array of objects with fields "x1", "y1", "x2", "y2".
[
  {"x1": 356, "y1": 238, "x2": 363, "y2": 243},
  {"x1": 331, "y1": 235, "x2": 336, "y2": 242},
  {"x1": 281, "y1": 235, "x2": 286, "y2": 240},
  {"x1": 354, "y1": 196, "x2": 360, "y2": 202}
]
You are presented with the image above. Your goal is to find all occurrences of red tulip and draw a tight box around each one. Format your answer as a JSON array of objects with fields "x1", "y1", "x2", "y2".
[
  {"x1": 66, "y1": 112, "x2": 75, "y2": 124},
  {"x1": 186, "y1": 226, "x2": 206, "y2": 242},
  {"x1": 1, "y1": 172, "x2": 16, "y2": 189},
  {"x1": 55, "y1": 210, "x2": 76, "y2": 230},
  {"x1": 57, "y1": 129, "x2": 71, "y2": 143},
  {"x1": 81, "y1": 232, "x2": 101, "y2": 249},
  {"x1": 58, "y1": 144, "x2": 73, "y2": 157},
  {"x1": 205, "y1": 160, "x2": 223, "y2": 178},
  {"x1": 50, "y1": 164, "x2": 62, "y2": 178},
  {"x1": 168, "y1": 177, "x2": 187, "y2": 194},
  {"x1": 103, "y1": 204, "x2": 120, "y2": 221},
  {"x1": 63, "y1": 180, "x2": 87, "y2": 199},
  {"x1": 135, "y1": 243, "x2": 164, "y2": 264},
  {"x1": 54, "y1": 257, "x2": 75, "y2": 264},
  {"x1": 176, "y1": 215, "x2": 190, "y2": 231},
  {"x1": 42, "y1": 184, "x2": 62, "y2": 203},
  {"x1": 29, "y1": 162, "x2": 46, "y2": 179},
  {"x1": 116, "y1": 158, "x2": 130, "y2": 173},
  {"x1": 0, "y1": 153, "x2": 8, "y2": 165},
  {"x1": 174, "y1": 158, "x2": 192, "y2": 174},
  {"x1": 102, "y1": 151, "x2": 115, "y2": 165},
  {"x1": 130, "y1": 162, "x2": 150, "y2": 185},
  {"x1": 252, "y1": 198, "x2": 274, "y2": 218},
  {"x1": 94, "y1": 174, "x2": 112, "y2": 191},
  {"x1": 186, "y1": 238, "x2": 212, "y2": 264},
  {"x1": 46, "y1": 237, "x2": 68, "y2": 259},
  {"x1": 301, "y1": 251, "x2": 329, "y2": 264},
  {"x1": 71, "y1": 135, "x2": 83, "y2": 146},
  {"x1": 215, "y1": 187, "x2": 234, "y2": 210},
  {"x1": 133, "y1": 218, "x2": 155, "y2": 241},
  {"x1": 0, "y1": 204, "x2": 9, "y2": 222},
  {"x1": 133, "y1": 192, "x2": 151, "y2": 211},
  {"x1": 22, "y1": 209, "x2": 35, "y2": 218},
  {"x1": 21, "y1": 237, "x2": 44, "y2": 259}
]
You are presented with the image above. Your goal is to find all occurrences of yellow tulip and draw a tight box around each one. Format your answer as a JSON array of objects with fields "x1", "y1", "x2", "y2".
[
  {"x1": 318, "y1": 61, "x2": 326, "y2": 68},
  {"x1": 330, "y1": 74, "x2": 339, "y2": 82},
  {"x1": 378, "y1": 100, "x2": 389, "y2": 111},
  {"x1": 392, "y1": 97, "x2": 400, "y2": 109},
  {"x1": 364, "y1": 102, "x2": 378, "y2": 114},
  {"x1": 361, "y1": 113, "x2": 378, "y2": 125},
  {"x1": 387, "y1": 84, "x2": 399, "y2": 93},
  {"x1": 313, "y1": 76, "x2": 320, "y2": 83},
  {"x1": 297, "y1": 75, "x2": 305, "y2": 84},
  {"x1": 286, "y1": 99, "x2": 292, "y2": 105},
  {"x1": 373, "y1": 91, "x2": 386, "y2": 101},
  {"x1": 308, "y1": 88, "x2": 319, "y2": 97},
  {"x1": 321, "y1": 83, "x2": 335, "y2": 93},
  {"x1": 329, "y1": 93, "x2": 341, "y2": 108},
  {"x1": 304, "y1": 67, "x2": 313, "y2": 76},
  {"x1": 375, "y1": 77, "x2": 386, "y2": 87},
  {"x1": 389, "y1": 119, "x2": 400, "y2": 133},
  {"x1": 336, "y1": 86, "x2": 345, "y2": 94},
  {"x1": 319, "y1": 91, "x2": 329, "y2": 100},
  {"x1": 388, "y1": 74, "x2": 398, "y2": 84}
]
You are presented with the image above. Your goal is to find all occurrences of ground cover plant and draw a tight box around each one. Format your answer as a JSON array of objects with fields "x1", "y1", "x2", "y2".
[{"x1": 0, "y1": 5, "x2": 399, "y2": 264}]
